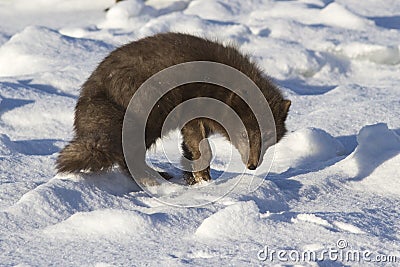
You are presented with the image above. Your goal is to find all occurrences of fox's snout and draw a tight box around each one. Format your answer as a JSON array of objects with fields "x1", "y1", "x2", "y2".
[{"x1": 247, "y1": 163, "x2": 257, "y2": 170}]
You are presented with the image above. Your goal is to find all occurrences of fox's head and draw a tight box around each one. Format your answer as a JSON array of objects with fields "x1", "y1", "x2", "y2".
[{"x1": 230, "y1": 98, "x2": 291, "y2": 170}]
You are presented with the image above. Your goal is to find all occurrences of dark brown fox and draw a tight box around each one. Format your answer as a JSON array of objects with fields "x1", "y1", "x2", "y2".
[{"x1": 56, "y1": 32, "x2": 290, "y2": 185}]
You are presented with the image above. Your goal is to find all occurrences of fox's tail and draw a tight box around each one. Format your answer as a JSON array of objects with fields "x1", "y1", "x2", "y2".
[{"x1": 56, "y1": 137, "x2": 121, "y2": 173}]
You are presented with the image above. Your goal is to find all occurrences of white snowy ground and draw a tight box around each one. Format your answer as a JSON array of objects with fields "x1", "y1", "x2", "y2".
[{"x1": 1, "y1": 0, "x2": 400, "y2": 266}]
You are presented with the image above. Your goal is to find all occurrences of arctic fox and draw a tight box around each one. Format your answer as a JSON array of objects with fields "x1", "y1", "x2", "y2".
[{"x1": 56, "y1": 32, "x2": 290, "y2": 185}]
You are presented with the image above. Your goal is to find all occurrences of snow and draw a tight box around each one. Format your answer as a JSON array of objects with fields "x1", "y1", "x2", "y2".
[
  {"x1": 271, "y1": 127, "x2": 346, "y2": 173},
  {"x1": 0, "y1": 26, "x2": 112, "y2": 77},
  {"x1": 336, "y1": 123, "x2": 400, "y2": 196},
  {"x1": 0, "y1": 0, "x2": 399, "y2": 266},
  {"x1": 293, "y1": 213, "x2": 332, "y2": 228},
  {"x1": 195, "y1": 201, "x2": 261, "y2": 240},
  {"x1": 101, "y1": 0, "x2": 146, "y2": 29},
  {"x1": 332, "y1": 221, "x2": 365, "y2": 234}
]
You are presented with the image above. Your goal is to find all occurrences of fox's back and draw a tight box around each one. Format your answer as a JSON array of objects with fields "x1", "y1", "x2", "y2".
[{"x1": 85, "y1": 33, "x2": 261, "y2": 106}]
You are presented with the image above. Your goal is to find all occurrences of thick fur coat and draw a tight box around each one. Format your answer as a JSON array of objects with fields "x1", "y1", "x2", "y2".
[{"x1": 56, "y1": 32, "x2": 290, "y2": 184}]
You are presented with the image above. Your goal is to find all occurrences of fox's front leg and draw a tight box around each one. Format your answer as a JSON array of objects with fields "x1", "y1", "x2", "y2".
[{"x1": 181, "y1": 120, "x2": 212, "y2": 185}]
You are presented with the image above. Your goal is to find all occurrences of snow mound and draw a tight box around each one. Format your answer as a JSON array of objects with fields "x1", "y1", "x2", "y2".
[
  {"x1": 336, "y1": 123, "x2": 400, "y2": 195},
  {"x1": 100, "y1": 0, "x2": 191, "y2": 29},
  {"x1": 271, "y1": 128, "x2": 345, "y2": 173},
  {"x1": 44, "y1": 209, "x2": 153, "y2": 238},
  {"x1": 0, "y1": 81, "x2": 76, "y2": 140},
  {"x1": 293, "y1": 214, "x2": 365, "y2": 234},
  {"x1": 5, "y1": 172, "x2": 140, "y2": 229},
  {"x1": 243, "y1": 38, "x2": 323, "y2": 79},
  {"x1": 319, "y1": 3, "x2": 373, "y2": 30},
  {"x1": 293, "y1": 213, "x2": 331, "y2": 227},
  {"x1": 333, "y1": 221, "x2": 365, "y2": 234},
  {"x1": 195, "y1": 201, "x2": 261, "y2": 240},
  {"x1": 354, "y1": 154, "x2": 400, "y2": 196},
  {"x1": 138, "y1": 12, "x2": 250, "y2": 42},
  {"x1": 254, "y1": 1, "x2": 373, "y2": 30},
  {"x1": 0, "y1": 26, "x2": 112, "y2": 77},
  {"x1": 102, "y1": 0, "x2": 146, "y2": 28},
  {"x1": 185, "y1": 0, "x2": 262, "y2": 22},
  {"x1": 8, "y1": 178, "x2": 93, "y2": 228},
  {"x1": 335, "y1": 42, "x2": 400, "y2": 65},
  {"x1": 0, "y1": 134, "x2": 59, "y2": 157}
]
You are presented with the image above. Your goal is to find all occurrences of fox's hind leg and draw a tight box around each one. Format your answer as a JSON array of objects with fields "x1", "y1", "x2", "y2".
[
  {"x1": 56, "y1": 94, "x2": 125, "y2": 173},
  {"x1": 181, "y1": 120, "x2": 212, "y2": 185}
]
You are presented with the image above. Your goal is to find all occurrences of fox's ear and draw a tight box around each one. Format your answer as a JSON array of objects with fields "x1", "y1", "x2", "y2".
[{"x1": 282, "y1": 99, "x2": 291, "y2": 113}]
